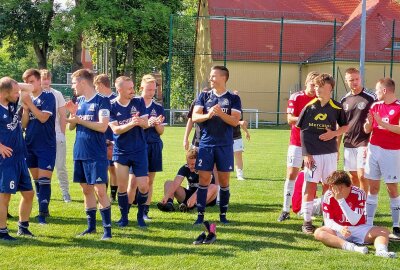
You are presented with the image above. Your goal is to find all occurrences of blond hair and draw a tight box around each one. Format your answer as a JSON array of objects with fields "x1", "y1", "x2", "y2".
[
  {"x1": 141, "y1": 74, "x2": 156, "y2": 86},
  {"x1": 115, "y1": 76, "x2": 132, "y2": 89}
]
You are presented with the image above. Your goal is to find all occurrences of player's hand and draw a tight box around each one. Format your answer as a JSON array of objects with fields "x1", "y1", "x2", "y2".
[
  {"x1": 319, "y1": 128, "x2": 336, "y2": 141},
  {"x1": 340, "y1": 226, "x2": 351, "y2": 238},
  {"x1": 66, "y1": 114, "x2": 80, "y2": 124},
  {"x1": 148, "y1": 116, "x2": 157, "y2": 127},
  {"x1": 372, "y1": 112, "x2": 384, "y2": 126},
  {"x1": 20, "y1": 90, "x2": 32, "y2": 104},
  {"x1": 154, "y1": 115, "x2": 165, "y2": 125},
  {"x1": 331, "y1": 185, "x2": 344, "y2": 200},
  {"x1": 183, "y1": 139, "x2": 189, "y2": 150},
  {"x1": 207, "y1": 106, "x2": 218, "y2": 119},
  {"x1": 366, "y1": 113, "x2": 373, "y2": 125},
  {"x1": 304, "y1": 155, "x2": 315, "y2": 169},
  {"x1": 0, "y1": 143, "x2": 13, "y2": 159},
  {"x1": 160, "y1": 197, "x2": 168, "y2": 205},
  {"x1": 213, "y1": 104, "x2": 223, "y2": 116},
  {"x1": 65, "y1": 100, "x2": 78, "y2": 115},
  {"x1": 245, "y1": 132, "x2": 250, "y2": 141}
]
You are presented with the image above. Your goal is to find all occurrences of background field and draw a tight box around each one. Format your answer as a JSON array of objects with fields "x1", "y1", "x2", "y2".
[{"x1": 1, "y1": 127, "x2": 399, "y2": 270}]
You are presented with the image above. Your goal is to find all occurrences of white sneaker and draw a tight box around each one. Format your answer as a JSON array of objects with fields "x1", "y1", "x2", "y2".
[
  {"x1": 63, "y1": 194, "x2": 72, "y2": 203},
  {"x1": 237, "y1": 175, "x2": 245, "y2": 181},
  {"x1": 236, "y1": 169, "x2": 245, "y2": 180},
  {"x1": 376, "y1": 251, "x2": 397, "y2": 258}
]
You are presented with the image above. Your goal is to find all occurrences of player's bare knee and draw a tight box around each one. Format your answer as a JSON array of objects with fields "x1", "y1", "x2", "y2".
[{"x1": 21, "y1": 190, "x2": 34, "y2": 200}]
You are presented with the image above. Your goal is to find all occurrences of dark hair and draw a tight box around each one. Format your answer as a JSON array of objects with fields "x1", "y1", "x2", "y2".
[
  {"x1": 22, "y1": 68, "x2": 41, "y2": 82},
  {"x1": 314, "y1": 73, "x2": 335, "y2": 90},
  {"x1": 326, "y1": 171, "x2": 351, "y2": 187},
  {"x1": 211, "y1": 65, "x2": 229, "y2": 81},
  {"x1": 71, "y1": 69, "x2": 94, "y2": 85}
]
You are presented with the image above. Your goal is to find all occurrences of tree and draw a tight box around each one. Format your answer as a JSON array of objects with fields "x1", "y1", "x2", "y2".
[{"x1": 0, "y1": 0, "x2": 56, "y2": 69}]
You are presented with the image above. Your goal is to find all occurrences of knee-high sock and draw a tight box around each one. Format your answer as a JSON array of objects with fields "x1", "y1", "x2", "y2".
[
  {"x1": 38, "y1": 177, "x2": 51, "y2": 215},
  {"x1": 302, "y1": 201, "x2": 313, "y2": 223},
  {"x1": 85, "y1": 208, "x2": 97, "y2": 231},
  {"x1": 196, "y1": 185, "x2": 208, "y2": 215},
  {"x1": 137, "y1": 191, "x2": 148, "y2": 219},
  {"x1": 366, "y1": 194, "x2": 378, "y2": 226},
  {"x1": 117, "y1": 192, "x2": 129, "y2": 221},
  {"x1": 100, "y1": 206, "x2": 112, "y2": 237},
  {"x1": 390, "y1": 196, "x2": 400, "y2": 227},
  {"x1": 219, "y1": 186, "x2": 230, "y2": 214},
  {"x1": 283, "y1": 179, "x2": 295, "y2": 212}
]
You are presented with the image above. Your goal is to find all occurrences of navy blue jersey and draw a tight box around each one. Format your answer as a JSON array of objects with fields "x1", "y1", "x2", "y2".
[
  {"x1": 73, "y1": 93, "x2": 111, "y2": 160},
  {"x1": 109, "y1": 97, "x2": 148, "y2": 155},
  {"x1": 144, "y1": 100, "x2": 165, "y2": 143},
  {"x1": 25, "y1": 90, "x2": 56, "y2": 150},
  {"x1": 0, "y1": 101, "x2": 26, "y2": 162},
  {"x1": 101, "y1": 92, "x2": 118, "y2": 142},
  {"x1": 195, "y1": 89, "x2": 242, "y2": 147},
  {"x1": 177, "y1": 164, "x2": 215, "y2": 191}
]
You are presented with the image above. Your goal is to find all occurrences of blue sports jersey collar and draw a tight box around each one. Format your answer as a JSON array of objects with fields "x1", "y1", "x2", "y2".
[
  {"x1": 212, "y1": 88, "x2": 228, "y2": 97},
  {"x1": 0, "y1": 103, "x2": 8, "y2": 110},
  {"x1": 145, "y1": 99, "x2": 153, "y2": 109},
  {"x1": 85, "y1": 92, "x2": 98, "y2": 102}
]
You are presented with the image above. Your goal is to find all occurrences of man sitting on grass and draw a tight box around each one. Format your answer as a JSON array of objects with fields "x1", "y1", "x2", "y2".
[
  {"x1": 314, "y1": 170, "x2": 397, "y2": 258},
  {"x1": 157, "y1": 149, "x2": 217, "y2": 212}
]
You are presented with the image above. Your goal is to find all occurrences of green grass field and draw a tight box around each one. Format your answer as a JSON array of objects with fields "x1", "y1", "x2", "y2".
[{"x1": 1, "y1": 127, "x2": 399, "y2": 269}]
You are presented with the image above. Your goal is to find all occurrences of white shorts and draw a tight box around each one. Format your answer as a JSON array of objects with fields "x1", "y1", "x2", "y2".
[
  {"x1": 233, "y1": 138, "x2": 244, "y2": 152},
  {"x1": 287, "y1": 145, "x2": 303, "y2": 168},
  {"x1": 304, "y1": 153, "x2": 337, "y2": 184},
  {"x1": 344, "y1": 147, "x2": 367, "y2": 171},
  {"x1": 336, "y1": 224, "x2": 373, "y2": 245},
  {"x1": 365, "y1": 144, "x2": 400, "y2": 183}
]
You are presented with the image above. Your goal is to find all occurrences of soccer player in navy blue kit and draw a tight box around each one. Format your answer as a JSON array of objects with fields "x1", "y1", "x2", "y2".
[
  {"x1": 94, "y1": 74, "x2": 118, "y2": 202},
  {"x1": 66, "y1": 69, "x2": 112, "y2": 240},
  {"x1": 192, "y1": 66, "x2": 241, "y2": 224},
  {"x1": 21, "y1": 69, "x2": 56, "y2": 225},
  {"x1": 109, "y1": 76, "x2": 149, "y2": 228},
  {"x1": 141, "y1": 74, "x2": 165, "y2": 220},
  {"x1": 0, "y1": 77, "x2": 35, "y2": 240}
]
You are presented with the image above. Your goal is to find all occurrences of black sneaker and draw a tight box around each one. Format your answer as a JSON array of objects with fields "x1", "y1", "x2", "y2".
[
  {"x1": 178, "y1": 203, "x2": 188, "y2": 212},
  {"x1": 164, "y1": 202, "x2": 175, "y2": 212},
  {"x1": 0, "y1": 233, "x2": 17, "y2": 241},
  {"x1": 277, "y1": 211, "x2": 290, "y2": 222},
  {"x1": 17, "y1": 227, "x2": 35, "y2": 237},
  {"x1": 302, "y1": 221, "x2": 316, "y2": 235},
  {"x1": 389, "y1": 227, "x2": 400, "y2": 242},
  {"x1": 193, "y1": 232, "x2": 206, "y2": 245},
  {"x1": 157, "y1": 202, "x2": 166, "y2": 212},
  {"x1": 203, "y1": 233, "x2": 216, "y2": 244}
]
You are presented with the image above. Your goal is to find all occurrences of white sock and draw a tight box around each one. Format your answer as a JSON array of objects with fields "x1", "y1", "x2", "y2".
[
  {"x1": 390, "y1": 196, "x2": 400, "y2": 227},
  {"x1": 375, "y1": 243, "x2": 388, "y2": 253},
  {"x1": 283, "y1": 179, "x2": 295, "y2": 212},
  {"x1": 302, "y1": 201, "x2": 313, "y2": 222},
  {"x1": 342, "y1": 241, "x2": 368, "y2": 254},
  {"x1": 366, "y1": 194, "x2": 378, "y2": 226}
]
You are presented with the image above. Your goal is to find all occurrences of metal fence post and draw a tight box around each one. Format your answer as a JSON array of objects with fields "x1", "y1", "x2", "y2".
[
  {"x1": 332, "y1": 18, "x2": 337, "y2": 93},
  {"x1": 165, "y1": 14, "x2": 174, "y2": 122},
  {"x1": 224, "y1": 16, "x2": 227, "y2": 67},
  {"x1": 277, "y1": 17, "x2": 284, "y2": 126},
  {"x1": 390, "y1": 19, "x2": 395, "y2": 78}
]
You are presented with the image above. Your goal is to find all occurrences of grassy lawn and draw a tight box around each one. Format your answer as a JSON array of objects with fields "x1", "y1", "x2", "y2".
[{"x1": 1, "y1": 127, "x2": 399, "y2": 269}]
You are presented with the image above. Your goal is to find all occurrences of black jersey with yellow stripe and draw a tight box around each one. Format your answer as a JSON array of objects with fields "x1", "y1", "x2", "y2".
[{"x1": 296, "y1": 98, "x2": 348, "y2": 155}]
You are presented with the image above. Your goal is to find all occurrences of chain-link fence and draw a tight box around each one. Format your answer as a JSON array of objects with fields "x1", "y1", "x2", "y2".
[{"x1": 166, "y1": 14, "x2": 400, "y2": 126}]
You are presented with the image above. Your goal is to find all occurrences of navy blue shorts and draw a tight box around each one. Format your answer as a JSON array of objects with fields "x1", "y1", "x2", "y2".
[
  {"x1": 0, "y1": 159, "x2": 32, "y2": 194},
  {"x1": 26, "y1": 148, "x2": 56, "y2": 171},
  {"x1": 116, "y1": 150, "x2": 148, "y2": 177},
  {"x1": 73, "y1": 160, "x2": 108, "y2": 185},
  {"x1": 147, "y1": 141, "x2": 163, "y2": 172},
  {"x1": 196, "y1": 145, "x2": 234, "y2": 172}
]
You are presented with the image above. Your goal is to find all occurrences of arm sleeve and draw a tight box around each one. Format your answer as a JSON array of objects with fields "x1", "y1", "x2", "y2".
[
  {"x1": 231, "y1": 94, "x2": 242, "y2": 113},
  {"x1": 324, "y1": 217, "x2": 344, "y2": 233},
  {"x1": 322, "y1": 192, "x2": 344, "y2": 232},
  {"x1": 337, "y1": 198, "x2": 363, "y2": 225},
  {"x1": 42, "y1": 93, "x2": 56, "y2": 115}
]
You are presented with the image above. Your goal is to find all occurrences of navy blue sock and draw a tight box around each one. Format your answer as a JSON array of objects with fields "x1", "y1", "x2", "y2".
[
  {"x1": 85, "y1": 208, "x2": 97, "y2": 232},
  {"x1": 38, "y1": 177, "x2": 51, "y2": 215},
  {"x1": 100, "y1": 206, "x2": 112, "y2": 238},
  {"x1": 219, "y1": 186, "x2": 230, "y2": 214},
  {"x1": 196, "y1": 185, "x2": 208, "y2": 215},
  {"x1": 34, "y1": 180, "x2": 40, "y2": 198},
  {"x1": 137, "y1": 191, "x2": 148, "y2": 221},
  {"x1": 110, "y1": 186, "x2": 118, "y2": 200},
  {"x1": 117, "y1": 192, "x2": 129, "y2": 221},
  {"x1": 18, "y1": 221, "x2": 29, "y2": 229},
  {"x1": 167, "y1": 198, "x2": 173, "y2": 204}
]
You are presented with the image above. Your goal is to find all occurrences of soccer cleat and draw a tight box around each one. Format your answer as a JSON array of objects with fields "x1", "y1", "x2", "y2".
[
  {"x1": 237, "y1": 175, "x2": 245, "y2": 181},
  {"x1": 101, "y1": 233, "x2": 112, "y2": 240},
  {"x1": 164, "y1": 202, "x2": 175, "y2": 212},
  {"x1": 137, "y1": 218, "x2": 147, "y2": 228},
  {"x1": 302, "y1": 221, "x2": 316, "y2": 235},
  {"x1": 143, "y1": 213, "x2": 152, "y2": 221},
  {"x1": 277, "y1": 211, "x2": 290, "y2": 222},
  {"x1": 78, "y1": 229, "x2": 97, "y2": 236},
  {"x1": 157, "y1": 202, "x2": 166, "y2": 212},
  {"x1": 179, "y1": 203, "x2": 188, "y2": 212},
  {"x1": 0, "y1": 233, "x2": 17, "y2": 241},
  {"x1": 219, "y1": 214, "x2": 229, "y2": 224},
  {"x1": 116, "y1": 218, "x2": 129, "y2": 227},
  {"x1": 63, "y1": 194, "x2": 72, "y2": 203},
  {"x1": 351, "y1": 245, "x2": 368, "y2": 254},
  {"x1": 389, "y1": 227, "x2": 400, "y2": 242},
  {"x1": 17, "y1": 227, "x2": 35, "y2": 237},
  {"x1": 376, "y1": 251, "x2": 397, "y2": 258},
  {"x1": 37, "y1": 215, "x2": 47, "y2": 225},
  {"x1": 193, "y1": 232, "x2": 206, "y2": 245},
  {"x1": 203, "y1": 232, "x2": 216, "y2": 244},
  {"x1": 194, "y1": 214, "x2": 204, "y2": 225}
]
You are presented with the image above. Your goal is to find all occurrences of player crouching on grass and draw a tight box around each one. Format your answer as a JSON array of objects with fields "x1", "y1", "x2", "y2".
[
  {"x1": 314, "y1": 171, "x2": 397, "y2": 258},
  {"x1": 157, "y1": 149, "x2": 218, "y2": 212}
]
